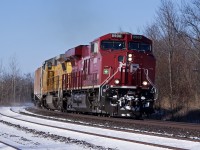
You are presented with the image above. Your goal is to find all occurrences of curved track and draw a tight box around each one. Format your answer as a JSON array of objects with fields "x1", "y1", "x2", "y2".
[
  {"x1": 24, "y1": 107, "x2": 200, "y2": 142},
  {"x1": 0, "y1": 108, "x2": 184, "y2": 150},
  {"x1": 1, "y1": 107, "x2": 200, "y2": 149},
  {"x1": 0, "y1": 141, "x2": 19, "y2": 150},
  {"x1": 27, "y1": 107, "x2": 200, "y2": 131}
]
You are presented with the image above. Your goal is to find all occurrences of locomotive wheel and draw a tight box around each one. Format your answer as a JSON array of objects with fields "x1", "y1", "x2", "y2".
[{"x1": 57, "y1": 100, "x2": 64, "y2": 112}]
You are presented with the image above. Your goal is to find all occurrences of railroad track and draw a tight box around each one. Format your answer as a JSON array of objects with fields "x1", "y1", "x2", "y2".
[
  {"x1": 27, "y1": 107, "x2": 200, "y2": 131},
  {"x1": 0, "y1": 110, "x2": 180, "y2": 150},
  {"x1": 24, "y1": 107, "x2": 200, "y2": 141},
  {"x1": 0, "y1": 141, "x2": 19, "y2": 150},
  {"x1": 1, "y1": 107, "x2": 199, "y2": 150}
]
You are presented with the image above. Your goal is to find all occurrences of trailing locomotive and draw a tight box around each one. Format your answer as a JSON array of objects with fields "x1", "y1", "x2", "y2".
[{"x1": 34, "y1": 32, "x2": 157, "y2": 118}]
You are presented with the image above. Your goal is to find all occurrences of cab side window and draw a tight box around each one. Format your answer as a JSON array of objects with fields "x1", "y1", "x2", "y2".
[{"x1": 91, "y1": 42, "x2": 98, "y2": 53}]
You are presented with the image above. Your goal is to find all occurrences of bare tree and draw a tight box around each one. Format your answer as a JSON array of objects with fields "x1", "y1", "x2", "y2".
[
  {"x1": 180, "y1": 0, "x2": 200, "y2": 107},
  {"x1": 0, "y1": 59, "x2": 3, "y2": 104},
  {"x1": 181, "y1": 0, "x2": 200, "y2": 61},
  {"x1": 9, "y1": 54, "x2": 21, "y2": 104},
  {"x1": 155, "y1": 0, "x2": 182, "y2": 117},
  {"x1": 0, "y1": 55, "x2": 33, "y2": 105},
  {"x1": 144, "y1": 0, "x2": 198, "y2": 119}
]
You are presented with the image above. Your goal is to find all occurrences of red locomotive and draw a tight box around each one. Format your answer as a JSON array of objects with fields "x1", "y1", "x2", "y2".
[{"x1": 34, "y1": 32, "x2": 157, "y2": 118}]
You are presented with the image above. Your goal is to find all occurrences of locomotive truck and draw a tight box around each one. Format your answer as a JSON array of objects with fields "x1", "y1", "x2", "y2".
[{"x1": 34, "y1": 32, "x2": 157, "y2": 118}]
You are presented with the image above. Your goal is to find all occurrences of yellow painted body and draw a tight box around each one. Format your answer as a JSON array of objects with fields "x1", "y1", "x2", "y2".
[{"x1": 42, "y1": 61, "x2": 72, "y2": 94}]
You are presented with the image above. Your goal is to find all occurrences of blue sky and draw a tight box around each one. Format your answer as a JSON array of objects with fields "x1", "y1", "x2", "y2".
[{"x1": 0, "y1": 0, "x2": 162, "y2": 73}]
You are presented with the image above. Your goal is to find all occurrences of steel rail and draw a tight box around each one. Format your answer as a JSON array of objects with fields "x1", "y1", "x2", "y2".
[
  {"x1": 25, "y1": 107, "x2": 200, "y2": 139},
  {"x1": 30, "y1": 107, "x2": 200, "y2": 131},
  {"x1": 0, "y1": 109, "x2": 189, "y2": 150},
  {"x1": 0, "y1": 141, "x2": 21, "y2": 150},
  {"x1": 17, "y1": 107, "x2": 200, "y2": 143}
]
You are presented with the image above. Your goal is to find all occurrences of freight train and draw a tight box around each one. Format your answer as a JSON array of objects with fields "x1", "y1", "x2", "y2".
[{"x1": 34, "y1": 32, "x2": 157, "y2": 118}]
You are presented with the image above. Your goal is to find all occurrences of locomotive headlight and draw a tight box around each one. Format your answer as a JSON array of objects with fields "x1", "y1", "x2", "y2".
[
  {"x1": 128, "y1": 54, "x2": 133, "y2": 62},
  {"x1": 114, "y1": 79, "x2": 120, "y2": 85},
  {"x1": 142, "y1": 81, "x2": 148, "y2": 86},
  {"x1": 128, "y1": 54, "x2": 132, "y2": 57},
  {"x1": 128, "y1": 57, "x2": 132, "y2": 61}
]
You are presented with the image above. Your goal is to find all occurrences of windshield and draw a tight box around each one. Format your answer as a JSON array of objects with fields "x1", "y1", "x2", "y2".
[
  {"x1": 101, "y1": 40, "x2": 125, "y2": 50},
  {"x1": 128, "y1": 42, "x2": 151, "y2": 51}
]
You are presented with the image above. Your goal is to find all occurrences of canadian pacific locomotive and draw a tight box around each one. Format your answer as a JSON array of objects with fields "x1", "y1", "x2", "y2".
[{"x1": 34, "y1": 32, "x2": 157, "y2": 118}]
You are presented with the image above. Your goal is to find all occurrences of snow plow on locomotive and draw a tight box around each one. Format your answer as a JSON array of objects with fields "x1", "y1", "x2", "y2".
[{"x1": 34, "y1": 32, "x2": 157, "y2": 118}]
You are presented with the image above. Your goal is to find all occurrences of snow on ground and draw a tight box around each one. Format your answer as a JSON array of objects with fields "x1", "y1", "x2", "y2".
[
  {"x1": 0, "y1": 141, "x2": 16, "y2": 150},
  {"x1": 0, "y1": 106, "x2": 200, "y2": 150},
  {"x1": 0, "y1": 115, "x2": 163, "y2": 150},
  {"x1": 0, "y1": 122, "x2": 83, "y2": 150},
  {"x1": 16, "y1": 106, "x2": 200, "y2": 141}
]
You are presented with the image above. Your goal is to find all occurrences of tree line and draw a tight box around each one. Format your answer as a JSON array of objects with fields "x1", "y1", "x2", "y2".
[
  {"x1": 0, "y1": 56, "x2": 33, "y2": 105},
  {"x1": 144, "y1": 0, "x2": 200, "y2": 121}
]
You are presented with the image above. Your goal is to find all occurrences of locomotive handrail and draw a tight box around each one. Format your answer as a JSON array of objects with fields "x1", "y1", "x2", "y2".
[
  {"x1": 99, "y1": 67, "x2": 119, "y2": 100},
  {"x1": 143, "y1": 68, "x2": 158, "y2": 100},
  {"x1": 143, "y1": 69, "x2": 154, "y2": 87},
  {"x1": 98, "y1": 67, "x2": 111, "y2": 101}
]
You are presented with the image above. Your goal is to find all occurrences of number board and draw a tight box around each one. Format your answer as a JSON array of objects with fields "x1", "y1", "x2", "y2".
[
  {"x1": 112, "y1": 34, "x2": 123, "y2": 38},
  {"x1": 132, "y1": 35, "x2": 142, "y2": 39}
]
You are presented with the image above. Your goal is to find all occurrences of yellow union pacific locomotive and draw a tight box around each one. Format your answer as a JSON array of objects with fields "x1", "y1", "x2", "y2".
[{"x1": 34, "y1": 32, "x2": 157, "y2": 118}]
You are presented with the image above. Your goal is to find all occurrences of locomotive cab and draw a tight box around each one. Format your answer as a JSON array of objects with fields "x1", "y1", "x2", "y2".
[{"x1": 97, "y1": 33, "x2": 157, "y2": 117}]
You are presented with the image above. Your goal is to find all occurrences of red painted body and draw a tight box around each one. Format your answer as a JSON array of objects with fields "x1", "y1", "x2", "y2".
[
  {"x1": 63, "y1": 33, "x2": 155, "y2": 90},
  {"x1": 35, "y1": 32, "x2": 157, "y2": 118}
]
